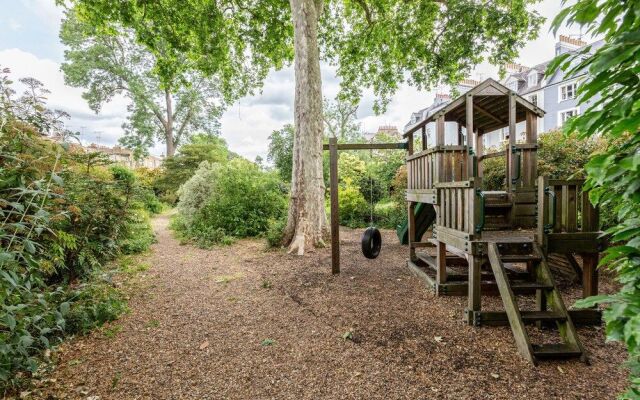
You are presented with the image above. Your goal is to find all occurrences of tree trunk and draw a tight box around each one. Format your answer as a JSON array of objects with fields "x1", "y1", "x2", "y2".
[
  {"x1": 283, "y1": 0, "x2": 328, "y2": 255},
  {"x1": 165, "y1": 89, "x2": 175, "y2": 157}
]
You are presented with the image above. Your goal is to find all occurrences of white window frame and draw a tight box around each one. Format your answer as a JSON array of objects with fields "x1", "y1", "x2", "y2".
[
  {"x1": 558, "y1": 81, "x2": 578, "y2": 102},
  {"x1": 528, "y1": 93, "x2": 538, "y2": 107},
  {"x1": 558, "y1": 107, "x2": 580, "y2": 127},
  {"x1": 528, "y1": 72, "x2": 538, "y2": 87},
  {"x1": 507, "y1": 79, "x2": 518, "y2": 91}
]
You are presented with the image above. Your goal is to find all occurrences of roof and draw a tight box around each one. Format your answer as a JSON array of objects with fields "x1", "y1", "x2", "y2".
[
  {"x1": 503, "y1": 39, "x2": 605, "y2": 96},
  {"x1": 403, "y1": 78, "x2": 545, "y2": 137}
]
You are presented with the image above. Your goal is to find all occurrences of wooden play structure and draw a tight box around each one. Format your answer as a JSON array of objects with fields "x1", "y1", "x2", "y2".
[{"x1": 325, "y1": 79, "x2": 606, "y2": 365}]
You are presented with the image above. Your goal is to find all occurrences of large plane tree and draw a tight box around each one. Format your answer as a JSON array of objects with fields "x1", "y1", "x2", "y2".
[{"x1": 62, "y1": 0, "x2": 543, "y2": 254}]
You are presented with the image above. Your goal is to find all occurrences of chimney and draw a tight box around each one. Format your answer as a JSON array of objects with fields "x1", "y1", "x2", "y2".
[
  {"x1": 457, "y1": 78, "x2": 480, "y2": 94},
  {"x1": 555, "y1": 34, "x2": 587, "y2": 56},
  {"x1": 434, "y1": 93, "x2": 451, "y2": 106},
  {"x1": 504, "y1": 63, "x2": 529, "y2": 73}
]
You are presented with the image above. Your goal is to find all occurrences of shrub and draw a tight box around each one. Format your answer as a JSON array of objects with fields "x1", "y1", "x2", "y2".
[
  {"x1": 174, "y1": 158, "x2": 287, "y2": 244},
  {"x1": 265, "y1": 217, "x2": 287, "y2": 248},
  {"x1": 0, "y1": 71, "x2": 155, "y2": 391},
  {"x1": 338, "y1": 178, "x2": 368, "y2": 227}
]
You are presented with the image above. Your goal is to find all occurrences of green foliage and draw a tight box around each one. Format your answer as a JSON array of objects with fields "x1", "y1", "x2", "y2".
[
  {"x1": 0, "y1": 70, "x2": 154, "y2": 391},
  {"x1": 174, "y1": 159, "x2": 287, "y2": 246},
  {"x1": 154, "y1": 135, "x2": 231, "y2": 204},
  {"x1": 66, "y1": 0, "x2": 543, "y2": 112},
  {"x1": 59, "y1": 9, "x2": 223, "y2": 156},
  {"x1": 338, "y1": 178, "x2": 368, "y2": 227},
  {"x1": 265, "y1": 217, "x2": 288, "y2": 248},
  {"x1": 267, "y1": 124, "x2": 294, "y2": 183},
  {"x1": 482, "y1": 130, "x2": 606, "y2": 190},
  {"x1": 548, "y1": 2, "x2": 640, "y2": 397}
]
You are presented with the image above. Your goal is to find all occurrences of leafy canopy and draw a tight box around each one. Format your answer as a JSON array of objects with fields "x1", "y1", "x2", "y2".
[
  {"x1": 60, "y1": 9, "x2": 224, "y2": 155},
  {"x1": 547, "y1": 1, "x2": 640, "y2": 397},
  {"x1": 63, "y1": 0, "x2": 544, "y2": 112}
]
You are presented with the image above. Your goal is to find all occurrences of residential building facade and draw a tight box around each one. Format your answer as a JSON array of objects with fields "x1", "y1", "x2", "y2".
[{"x1": 403, "y1": 35, "x2": 603, "y2": 149}]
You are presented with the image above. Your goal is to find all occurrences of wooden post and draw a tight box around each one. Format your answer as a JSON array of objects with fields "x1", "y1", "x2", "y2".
[
  {"x1": 329, "y1": 137, "x2": 340, "y2": 274},
  {"x1": 507, "y1": 92, "x2": 516, "y2": 192},
  {"x1": 408, "y1": 202, "x2": 417, "y2": 262},
  {"x1": 476, "y1": 129, "x2": 484, "y2": 177},
  {"x1": 536, "y1": 176, "x2": 549, "y2": 249},
  {"x1": 524, "y1": 111, "x2": 538, "y2": 187},
  {"x1": 582, "y1": 254, "x2": 599, "y2": 297},
  {"x1": 437, "y1": 241, "x2": 447, "y2": 284},
  {"x1": 466, "y1": 94, "x2": 474, "y2": 179},
  {"x1": 467, "y1": 255, "x2": 482, "y2": 323},
  {"x1": 422, "y1": 125, "x2": 427, "y2": 151},
  {"x1": 435, "y1": 115, "x2": 445, "y2": 183}
]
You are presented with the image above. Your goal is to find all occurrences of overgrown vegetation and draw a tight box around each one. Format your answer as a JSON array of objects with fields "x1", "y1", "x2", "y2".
[
  {"x1": 172, "y1": 159, "x2": 287, "y2": 248},
  {"x1": 545, "y1": 1, "x2": 640, "y2": 397},
  {"x1": 0, "y1": 69, "x2": 158, "y2": 392}
]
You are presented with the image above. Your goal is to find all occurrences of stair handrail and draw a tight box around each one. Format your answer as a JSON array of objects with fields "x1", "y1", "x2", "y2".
[
  {"x1": 543, "y1": 186, "x2": 557, "y2": 233},
  {"x1": 475, "y1": 189, "x2": 486, "y2": 234}
]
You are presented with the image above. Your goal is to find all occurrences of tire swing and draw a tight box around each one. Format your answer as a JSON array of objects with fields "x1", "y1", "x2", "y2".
[{"x1": 361, "y1": 146, "x2": 382, "y2": 259}]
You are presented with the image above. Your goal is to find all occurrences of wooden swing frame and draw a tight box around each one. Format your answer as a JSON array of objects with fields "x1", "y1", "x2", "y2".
[{"x1": 322, "y1": 138, "x2": 407, "y2": 274}]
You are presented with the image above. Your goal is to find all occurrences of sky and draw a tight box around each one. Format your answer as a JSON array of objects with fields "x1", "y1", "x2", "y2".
[{"x1": 0, "y1": 0, "x2": 582, "y2": 161}]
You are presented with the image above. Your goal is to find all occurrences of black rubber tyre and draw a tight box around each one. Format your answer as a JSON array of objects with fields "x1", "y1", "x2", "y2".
[{"x1": 361, "y1": 227, "x2": 382, "y2": 259}]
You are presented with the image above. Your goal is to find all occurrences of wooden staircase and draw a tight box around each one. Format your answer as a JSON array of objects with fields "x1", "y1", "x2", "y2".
[
  {"x1": 487, "y1": 241, "x2": 587, "y2": 364},
  {"x1": 483, "y1": 191, "x2": 513, "y2": 230}
]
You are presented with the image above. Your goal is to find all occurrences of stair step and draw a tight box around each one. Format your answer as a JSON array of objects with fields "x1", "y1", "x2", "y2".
[
  {"x1": 499, "y1": 254, "x2": 541, "y2": 262},
  {"x1": 484, "y1": 223, "x2": 513, "y2": 230},
  {"x1": 521, "y1": 311, "x2": 567, "y2": 322},
  {"x1": 485, "y1": 202, "x2": 513, "y2": 208},
  {"x1": 532, "y1": 343, "x2": 582, "y2": 358},
  {"x1": 510, "y1": 281, "x2": 554, "y2": 291}
]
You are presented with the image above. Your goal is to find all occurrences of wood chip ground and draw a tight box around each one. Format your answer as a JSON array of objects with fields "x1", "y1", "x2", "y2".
[{"x1": 32, "y1": 214, "x2": 628, "y2": 399}]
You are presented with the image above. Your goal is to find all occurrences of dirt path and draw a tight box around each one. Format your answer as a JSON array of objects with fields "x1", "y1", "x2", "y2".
[{"x1": 38, "y1": 214, "x2": 627, "y2": 399}]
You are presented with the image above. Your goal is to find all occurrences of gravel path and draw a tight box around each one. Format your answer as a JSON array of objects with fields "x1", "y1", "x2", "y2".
[{"x1": 37, "y1": 213, "x2": 628, "y2": 399}]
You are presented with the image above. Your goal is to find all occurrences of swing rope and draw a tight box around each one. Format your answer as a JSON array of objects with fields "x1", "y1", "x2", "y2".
[{"x1": 369, "y1": 142, "x2": 374, "y2": 226}]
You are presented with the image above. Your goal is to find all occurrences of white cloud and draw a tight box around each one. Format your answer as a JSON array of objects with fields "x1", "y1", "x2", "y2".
[
  {"x1": 1, "y1": 0, "x2": 584, "y2": 161},
  {"x1": 0, "y1": 48, "x2": 129, "y2": 148},
  {"x1": 8, "y1": 19, "x2": 22, "y2": 31},
  {"x1": 21, "y1": 0, "x2": 64, "y2": 30}
]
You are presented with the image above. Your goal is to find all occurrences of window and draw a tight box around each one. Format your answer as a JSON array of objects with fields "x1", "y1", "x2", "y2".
[
  {"x1": 508, "y1": 81, "x2": 518, "y2": 91},
  {"x1": 528, "y1": 94, "x2": 538, "y2": 106},
  {"x1": 559, "y1": 82, "x2": 577, "y2": 101},
  {"x1": 528, "y1": 73, "x2": 538, "y2": 87},
  {"x1": 559, "y1": 108, "x2": 579, "y2": 126}
]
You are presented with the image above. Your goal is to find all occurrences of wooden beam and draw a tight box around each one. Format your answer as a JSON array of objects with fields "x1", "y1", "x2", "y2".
[
  {"x1": 421, "y1": 125, "x2": 427, "y2": 151},
  {"x1": 329, "y1": 137, "x2": 340, "y2": 274},
  {"x1": 508, "y1": 92, "x2": 516, "y2": 192},
  {"x1": 466, "y1": 94, "x2": 474, "y2": 178},
  {"x1": 473, "y1": 103, "x2": 507, "y2": 126},
  {"x1": 322, "y1": 142, "x2": 407, "y2": 151},
  {"x1": 435, "y1": 115, "x2": 445, "y2": 146},
  {"x1": 437, "y1": 241, "x2": 447, "y2": 284}
]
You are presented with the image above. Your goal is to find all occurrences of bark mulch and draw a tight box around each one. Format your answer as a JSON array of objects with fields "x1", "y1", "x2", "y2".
[{"x1": 33, "y1": 214, "x2": 628, "y2": 399}]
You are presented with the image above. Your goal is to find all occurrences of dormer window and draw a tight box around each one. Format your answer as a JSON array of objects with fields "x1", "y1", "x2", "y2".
[
  {"x1": 508, "y1": 81, "x2": 518, "y2": 91},
  {"x1": 528, "y1": 73, "x2": 538, "y2": 87}
]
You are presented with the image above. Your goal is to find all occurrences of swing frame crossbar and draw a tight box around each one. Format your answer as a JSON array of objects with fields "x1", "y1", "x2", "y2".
[{"x1": 323, "y1": 137, "x2": 408, "y2": 274}]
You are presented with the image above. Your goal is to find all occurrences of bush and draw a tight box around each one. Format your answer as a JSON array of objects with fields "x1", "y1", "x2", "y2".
[
  {"x1": 174, "y1": 158, "x2": 287, "y2": 245},
  {"x1": 338, "y1": 178, "x2": 368, "y2": 227},
  {"x1": 0, "y1": 71, "x2": 155, "y2": 391},
  {"x1": 265, "y1": 217, "x2": 287, "y2": 248}
]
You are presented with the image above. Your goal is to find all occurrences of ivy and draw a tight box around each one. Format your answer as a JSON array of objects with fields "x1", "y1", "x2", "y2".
[{"x1": 548, "y1": 1, "x2": 640, "y2": 398}]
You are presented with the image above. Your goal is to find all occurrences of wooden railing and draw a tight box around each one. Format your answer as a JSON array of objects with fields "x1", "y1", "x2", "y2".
[
  {"x1": 537, "y1": 176, "x2": 602, "y2": 253},
  {"x1": 434, "y1": 179, "x2": 482, "y2": 237},
  {"x1": 407, "y1": 145, "x2": 469, "y2": 190}
]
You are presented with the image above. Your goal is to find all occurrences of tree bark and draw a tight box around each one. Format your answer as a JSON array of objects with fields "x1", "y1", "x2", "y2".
[
  {"x1": 283, "y1": 0, "x2": 328, "y2": 255},
  {"x1": 165, "y1": 89, "x2": 175, "y2": 156}
]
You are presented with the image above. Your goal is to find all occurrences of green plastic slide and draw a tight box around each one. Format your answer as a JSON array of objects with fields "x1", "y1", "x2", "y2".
[{"x1": 396, "y1": 203, "x2": 436, "y2": 245}]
